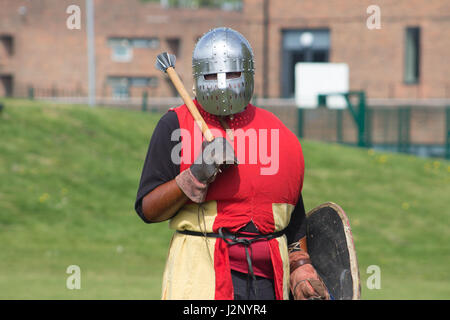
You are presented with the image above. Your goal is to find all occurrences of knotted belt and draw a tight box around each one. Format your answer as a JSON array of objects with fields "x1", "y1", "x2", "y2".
[{"x1": 177, "y1": 227, "x2": 286, "y2": 298}]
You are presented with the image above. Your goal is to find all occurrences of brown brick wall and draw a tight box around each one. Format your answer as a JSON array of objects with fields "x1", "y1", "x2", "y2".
[
  {"x1": 0, "y1": 0, "x2": 87, "y2": 95},
  {"x1": 264, "y1": 0, "x2": 450, "y2": 99},
  {"x1": 0, "y1": 0, "x2": 449, "y2": 101}
]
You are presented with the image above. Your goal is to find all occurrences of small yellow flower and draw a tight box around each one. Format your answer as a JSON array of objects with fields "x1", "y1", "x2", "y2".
[
  {"x1": 378, "y1": 155, "x2": 388, "y2": 164},
  {"x1": 402, "y1": 202, "x2": 410, "y2": 210},
  {"x1": 433, "y1": 161, "x2": 441, "y2": 169},
  {"x1": 39, "y1": 193, "x2": 50, "y2": 203},
  {"x1": 61, "y1": 188, "x2": 68, "y2": 195},
  {"x1": 447, "y1": 166, "x2": 450, "y2": 173}
]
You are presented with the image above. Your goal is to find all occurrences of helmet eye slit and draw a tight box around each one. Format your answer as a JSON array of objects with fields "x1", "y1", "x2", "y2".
[
  {"x1": 226, "y1": 72, "x2": 241, "y2": 79},
  {"x1": 204, "y1": 72, "x2": 241, "y2": 81},
  {"x1": 204, "y1": 74, "x2": 217, "y2": 81}
]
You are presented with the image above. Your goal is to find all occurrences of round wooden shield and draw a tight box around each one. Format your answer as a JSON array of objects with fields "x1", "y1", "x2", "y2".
[{"x1": 306, "y1": 202, "x2": 361, "y2": 300}]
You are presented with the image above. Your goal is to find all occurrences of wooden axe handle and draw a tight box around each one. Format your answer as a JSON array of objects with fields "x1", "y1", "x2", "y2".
[{"x1": 166, "y1": 67, "x2": 215, "y2": 142}]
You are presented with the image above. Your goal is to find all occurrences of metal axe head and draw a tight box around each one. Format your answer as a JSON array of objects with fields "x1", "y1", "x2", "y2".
[{"x1": 155, "y1": 52, "x2": 177, "y2": 72}]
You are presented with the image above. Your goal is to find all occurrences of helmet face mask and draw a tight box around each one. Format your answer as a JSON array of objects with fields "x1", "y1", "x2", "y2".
[{"x1": 193, "y1": 27, "x2": 255, "y2": 116}]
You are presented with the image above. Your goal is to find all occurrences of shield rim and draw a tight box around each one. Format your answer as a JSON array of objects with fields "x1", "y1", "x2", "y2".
[{"x1": 306, "y1": 202, "x2": 361, "y2": 300}]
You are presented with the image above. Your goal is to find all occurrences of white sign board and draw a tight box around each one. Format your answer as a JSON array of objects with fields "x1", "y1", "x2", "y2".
[{"x1": 295, "y1": 63, "x2": 349, "y2": 109}]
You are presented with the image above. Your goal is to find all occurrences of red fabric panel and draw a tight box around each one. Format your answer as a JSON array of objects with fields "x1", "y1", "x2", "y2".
[
  {"x1": 228, "y1": 238, "x2": 274, "y2": 279},
  {"x1": 214, "y1": 238, "x2": 234, "y2": 300},
  {"x1": 268, "y1": 239, "x2": 285, "y2": 300}
]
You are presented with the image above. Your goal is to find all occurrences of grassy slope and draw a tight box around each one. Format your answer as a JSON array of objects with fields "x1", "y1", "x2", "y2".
[{"x1": 0, "y1": 98, "x2": 448, "y2": 299}]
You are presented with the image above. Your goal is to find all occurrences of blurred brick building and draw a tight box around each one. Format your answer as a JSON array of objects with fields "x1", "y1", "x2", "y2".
[{"x1": 0, "y1": 0, "x2": 449, "y2": 102}]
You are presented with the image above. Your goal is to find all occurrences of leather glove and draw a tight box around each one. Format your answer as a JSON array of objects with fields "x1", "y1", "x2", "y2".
[
  {"x1": 175, "y1": 137, "x2": 237, "y2": 203},
  {"x1": 289, "y1": 250, "x2": 330, "y2": 300}
]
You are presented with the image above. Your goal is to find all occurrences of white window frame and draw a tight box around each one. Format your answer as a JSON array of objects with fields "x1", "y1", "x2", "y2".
[{"x1": 111, "y1": 40, "x2": 133, "y2": 63}]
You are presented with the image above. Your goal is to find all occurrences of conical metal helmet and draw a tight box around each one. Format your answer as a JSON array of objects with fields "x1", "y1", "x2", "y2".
[{"x1": 192, "y1": 27, "x2": 255, "y2": 116}]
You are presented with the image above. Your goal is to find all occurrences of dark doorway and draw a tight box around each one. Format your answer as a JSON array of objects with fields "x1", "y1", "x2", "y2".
[
  {"x1": 167, "y1": 38, "x2": 181, "y2": 58},
  {"x1": 281, "y1": 29, "x2": 330, "y2": 98},
  {"x1": 0, "y1": 75, "x2": 13, "y2": 97}
]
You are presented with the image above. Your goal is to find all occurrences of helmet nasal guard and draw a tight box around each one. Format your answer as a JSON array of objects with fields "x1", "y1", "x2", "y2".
[{"x1": 192, "y1": 27, "x2": 255, "y2": 116}]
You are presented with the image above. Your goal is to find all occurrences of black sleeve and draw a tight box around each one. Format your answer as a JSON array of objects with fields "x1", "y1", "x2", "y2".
[
  {"x1": 134, "y1": 110, "x2": 181, "y2": 223},
  {"x1": 285, "y1": 194, "x2": 307, "y2": 246}
]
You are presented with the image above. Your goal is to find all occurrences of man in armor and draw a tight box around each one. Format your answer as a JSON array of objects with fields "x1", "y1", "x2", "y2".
[{"x1": 135, "y1": 27, "x2": 329, "y2": 300}]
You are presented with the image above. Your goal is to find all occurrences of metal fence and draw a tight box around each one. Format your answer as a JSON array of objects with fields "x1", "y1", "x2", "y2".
[
  {"x1": 251, "y1": 94, "x2": 450, "y2": 159},
  {"x1": 295, "y1": 105, "x2": 449, "y2": 159},
  {"x1": 263, "y1": 102, "x2": 449, "y2": 160},
  {"x1": 11, "y1": 86, "x2": 450, "y2": 159}
]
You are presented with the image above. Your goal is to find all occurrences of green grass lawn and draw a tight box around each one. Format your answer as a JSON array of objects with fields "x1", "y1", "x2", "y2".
[{"x1": 0, "y1": 98, "x2": 449, "y2": 299}]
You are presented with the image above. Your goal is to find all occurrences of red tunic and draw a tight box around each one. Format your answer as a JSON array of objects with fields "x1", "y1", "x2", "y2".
[{"x1": 171, "y1": 100, "x2": 304, "y2": 299}]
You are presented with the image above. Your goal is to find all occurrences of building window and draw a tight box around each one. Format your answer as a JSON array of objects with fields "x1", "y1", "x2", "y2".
[
  {"x1": 110, "y1": 39, "x2": 133, "y2": 62},
  {"x1": 108, "y1": 76, "x2": 159, "y2": 99},
  {"x1": 281, "y1": 29, "x2": 330, "y2": 98},
  {"x1": 167, "y1": 38, "x2": 181, "y2": 57},
  {"x1": 130, "y1": 77, "x2": 159, "y2": 87},
  {"x1": 108, "y1": 77, "x2": 129, "y2": 98},
  {"x1": 159, "y1": 0, "x2": 242, "y2": 11},
  {"x1": 130, "y1": 38, "x2": 160, "y2": 49},
  {"x1": 108, "y1": 37, "x2": 160, "y2": 62},
  {"x1": 0, "y1": 35, "x2": 14, "y2": 56},
  {"x1": 404, "y1": 27, "x2": 420, "y2": 84},
  {"x1": 0, "y1": 75, "x2": 14, "y2": 97}
]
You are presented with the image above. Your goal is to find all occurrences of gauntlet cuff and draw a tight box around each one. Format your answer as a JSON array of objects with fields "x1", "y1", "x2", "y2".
[{"x1": 175, "y1": 168, "x2": 208, "y2": 203}]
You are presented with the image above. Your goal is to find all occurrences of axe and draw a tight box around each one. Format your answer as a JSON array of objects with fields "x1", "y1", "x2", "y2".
[{"x1": 155, "y1": 52, "x2": 215, "y2": 142}]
